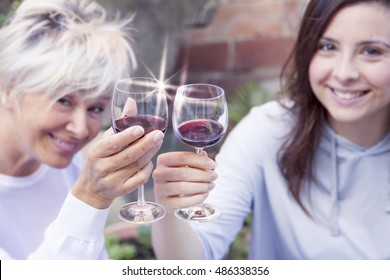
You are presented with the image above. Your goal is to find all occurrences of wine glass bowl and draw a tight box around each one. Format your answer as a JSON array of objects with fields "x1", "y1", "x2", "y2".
[
  {"x1": 172, "y1": 83, "x2": 228, "y2": 222},
  {"x1": 111, "y1": 77, "x2": 168, "y2": 224}
]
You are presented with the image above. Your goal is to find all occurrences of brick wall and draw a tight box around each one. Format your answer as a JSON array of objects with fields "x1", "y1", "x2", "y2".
[{"x1": 172, "y1": 0, "x2": 308, "y2": 98}]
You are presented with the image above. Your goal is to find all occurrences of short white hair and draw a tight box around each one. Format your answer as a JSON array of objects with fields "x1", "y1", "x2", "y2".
[{"x1": 0, "y1": 0, "x2": 137, "y2": 101}]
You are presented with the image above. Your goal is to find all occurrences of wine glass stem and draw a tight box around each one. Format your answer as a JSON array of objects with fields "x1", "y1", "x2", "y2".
[
  {"x1": 195, "y1": 147, "x2": 206, "y2": 208},
  {"x1": 137, "y1": 185, "x2": 146, "y2": 207}
]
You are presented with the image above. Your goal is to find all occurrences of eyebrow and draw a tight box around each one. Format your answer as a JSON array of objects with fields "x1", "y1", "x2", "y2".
[
  {"x1": 82, "y1": 94, "x2": 111, "y2": 103},
  {"x1": 357, "y1": 40, "x2": 390, "y2": 49},
  {"x1": 320, "y1": 36, "x2": 390, "y2": 49},
  {"x1": 319, "y1": 36, "x2": 337, "y2": 42},
  {"x1": 98, "y1": 95, "x2": 112, "y2": 101}
]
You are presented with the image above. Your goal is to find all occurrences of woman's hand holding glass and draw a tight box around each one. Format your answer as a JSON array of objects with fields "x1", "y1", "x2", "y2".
[
  {"x1": 159, "y1": 83, "x2": 227, "y2": 222},
  {"x1": 72, "y1": 125, "x2": 164, "y2": 210},
  {"x1": 153, "y1": 151, "x2": 218, "y2": 214},
  {"x1": 111, "y1": 77, "x2": 168, "y2": 224}
]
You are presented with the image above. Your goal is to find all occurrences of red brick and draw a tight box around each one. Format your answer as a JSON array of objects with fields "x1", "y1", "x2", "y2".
[
  {"x1": 210, "y1": 1, "x2": 289, "y2": 38},
  {"x1": 235, "y1": 37, "x2": 295, "y2": 70},
  {"x1": 176, "y1": 42, "x2": 229, "y2": 72}
]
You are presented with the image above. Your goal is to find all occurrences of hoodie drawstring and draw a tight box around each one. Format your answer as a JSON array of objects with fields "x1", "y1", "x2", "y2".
[
  {"x1": 330, "y1": 135, "x2": 340, "y2": 236},
  {"x1": 386, "y1": 160, "x2": 390, "y2": 213}
]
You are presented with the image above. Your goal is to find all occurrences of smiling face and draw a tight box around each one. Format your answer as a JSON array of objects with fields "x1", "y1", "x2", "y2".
[
  {"x1": 10, "y1": 91, "x2": 109, "y2": 172},
  {"x1": 309, "y1": 3, "x2": 390, "y2": 146}
]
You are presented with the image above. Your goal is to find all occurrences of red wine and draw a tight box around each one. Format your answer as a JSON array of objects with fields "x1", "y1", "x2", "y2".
[
  {"x1": 113, "y1": 115, "x2": 167, "y2": 134},
  {"x1": 176, "y1": 119, "x2": 225, "y2": 148}
]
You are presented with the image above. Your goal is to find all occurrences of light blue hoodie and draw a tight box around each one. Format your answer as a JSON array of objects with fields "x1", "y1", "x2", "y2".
[{"x1": 192, "y1": 101, "x2": 390, "y2": 259}]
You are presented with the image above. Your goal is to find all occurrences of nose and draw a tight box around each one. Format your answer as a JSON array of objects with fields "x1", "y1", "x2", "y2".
[
  {"x1": 333, "y1": 53, "x2": 360, "y2": 82},
  {"x1": 66, "y1": 109, "x2": 89, "y2": 139}
]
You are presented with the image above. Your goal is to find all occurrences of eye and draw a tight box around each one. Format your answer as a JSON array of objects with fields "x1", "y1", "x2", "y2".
[
  {"x1": 362, "y1": 47, "x2": 382, "y2": 56},
  {"x1": 88, "y1": 105, "x2": 106, "y2": 114},
  {"x1": 57, "y1": 97, "x2": 72, "y2": 107},
  {"x1": 318, "y1": 42, "x2": 336, "y2": 52}
]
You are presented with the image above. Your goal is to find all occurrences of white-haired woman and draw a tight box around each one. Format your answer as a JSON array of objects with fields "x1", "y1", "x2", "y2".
[{"x1": 0, "y1": 0, "x2": 164, "y2": 259}]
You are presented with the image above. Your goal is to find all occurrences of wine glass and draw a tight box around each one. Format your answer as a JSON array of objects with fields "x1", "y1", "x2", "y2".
[
  {"x1": 111, "y1": 77, "x2": 168, "y2": 224},
  {"x1": 172, "y1": 83, "x2": 228, "y2": 222}
]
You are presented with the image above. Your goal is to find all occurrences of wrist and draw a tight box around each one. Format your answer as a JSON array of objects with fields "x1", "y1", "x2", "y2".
[{"x1": 72, "y1": 179, "x2": 112, "y2": 209}]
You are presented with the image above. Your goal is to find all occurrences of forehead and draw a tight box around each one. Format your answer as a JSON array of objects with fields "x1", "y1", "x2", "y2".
[
  {"x1": 324, "y1": 3, "x2": 390, "y2": 39},
  {"x1": 76, "y1": 89, "x2": 112, "y2": 101}
]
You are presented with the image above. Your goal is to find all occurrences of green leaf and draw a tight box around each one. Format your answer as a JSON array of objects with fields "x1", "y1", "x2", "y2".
[{"x1": 228, "y1": 81, "x2": 273, "y2": 125}]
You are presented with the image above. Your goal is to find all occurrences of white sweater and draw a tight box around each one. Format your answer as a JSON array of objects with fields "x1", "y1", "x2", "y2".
[
  {"x1": 0, "y1": 153, "x2": 109, "y2": 259},
  {"x1": 193, "y1": 101, "x2": 390, "y2": 259}
]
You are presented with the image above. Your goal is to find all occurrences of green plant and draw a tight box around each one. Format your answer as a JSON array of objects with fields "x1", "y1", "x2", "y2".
[
  {"x1": 105, "y1": 235, "x2": 137, "y2": 260},
  {"x1": 105, "y1": 226, "x2": 155, "y2": 260},
  {"x1": 227, "y1": 214, "x2": 252, "y2": 259},
  {"x1": 228, "y1": 81, "x2": 273, "y2": 125},
  {"x1": 0, "y1": 0, "x2": 21, "y2": 26}
]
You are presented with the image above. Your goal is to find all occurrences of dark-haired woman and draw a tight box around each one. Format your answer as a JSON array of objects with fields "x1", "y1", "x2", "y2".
[{"x1": 151, "y1": 0, "x2": 390, "y2": 259}]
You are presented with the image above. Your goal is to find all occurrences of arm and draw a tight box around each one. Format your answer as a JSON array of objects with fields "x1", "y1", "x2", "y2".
[
  {"x1": 3, "y1": 126, "x2": 164, "y2": 260},
  {"x1": 151, "y1": 152, "x2": 217, "y2": 259},
  {"x1": 28, "y1": 192, "x2": 110, "y2": 259},
  {"x1": 49, "y1": 126, "x2": 164, "y2": 259}
]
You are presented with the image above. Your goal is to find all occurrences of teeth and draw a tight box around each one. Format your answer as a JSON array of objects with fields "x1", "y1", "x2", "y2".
[
  {"x1": 333, "y1": 90, "x2": 366, "y2": 100},
  {"x1": 53, "y1": 136, "x2": 77, "y2": 150}
]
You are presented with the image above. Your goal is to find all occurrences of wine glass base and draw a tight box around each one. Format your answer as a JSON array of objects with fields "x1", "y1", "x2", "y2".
[
  {"x1": 118, "y1": 202, "x2": 166, "y2": 224},
  {"x1": 174, "y1": 203, "x2": 221, "y2": 223}
]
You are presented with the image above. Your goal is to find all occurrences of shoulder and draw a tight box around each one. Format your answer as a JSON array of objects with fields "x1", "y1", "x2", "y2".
[
  {"x1": 249, "y1": 99, "x2": 293, "y2": 121},
  {"x1": 234, "y1": 100, "x2": 294, "y2": 138},
  {"x1": 220, "y1": 100, "x2": 293, "y2": 160}
]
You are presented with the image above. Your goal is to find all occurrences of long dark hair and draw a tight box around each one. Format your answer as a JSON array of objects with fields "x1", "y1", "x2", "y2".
[{"x1": 278, "y1": 0, "x2": 390, "y2": 214}]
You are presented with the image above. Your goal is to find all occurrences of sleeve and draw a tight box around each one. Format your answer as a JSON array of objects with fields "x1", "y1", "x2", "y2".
[
  {"x1": 28, "y1": 191, "x2": 110, "y2": 260},
  {"x1": 192, "y1": 106, "x2": 267, "y2": 259}
]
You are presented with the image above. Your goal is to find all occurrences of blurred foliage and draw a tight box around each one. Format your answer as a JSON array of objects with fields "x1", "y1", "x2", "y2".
[
  {"x1": 105, "y1": 235, "x2": 137, "y2": 260},
  {"x1": 228, "y1": 214, "x2": 253, "y2": 259},
  {"x1": 0, "y1": 0, "x2": 21, "y2": 26},
  {"x1": 105, "y1": 226, "x2": 155, "y2": 260},
  {"x1": 228, "y1": 81, "x2": 273, "y2": 126}
]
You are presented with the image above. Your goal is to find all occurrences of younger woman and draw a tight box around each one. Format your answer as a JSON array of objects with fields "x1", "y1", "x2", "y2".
[{"x1": 152, "y1": 0, "x2": 390, "y2": 259}]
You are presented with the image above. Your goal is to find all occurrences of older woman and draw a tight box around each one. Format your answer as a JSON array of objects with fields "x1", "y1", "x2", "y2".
[{"x1": 0, "y1": 0, "x2": 164, "y2": 259}]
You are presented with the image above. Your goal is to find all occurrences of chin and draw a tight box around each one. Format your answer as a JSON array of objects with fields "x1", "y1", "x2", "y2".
[{"x1": 45, "y1": 156, "x2": 73, "y2": 169}]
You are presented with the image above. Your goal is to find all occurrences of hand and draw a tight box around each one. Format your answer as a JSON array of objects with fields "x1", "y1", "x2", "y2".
[
  {"x1": 152, "y1": 151, "x2": 218, "y2": 213},
  {"x1": 72, "y1": 126, "x2": 164, "y2": 209}
]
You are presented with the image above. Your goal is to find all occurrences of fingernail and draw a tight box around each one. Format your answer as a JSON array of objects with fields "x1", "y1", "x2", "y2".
[
  {"x1": 132, "y1": 126, "x2": 144, "y2": 137},
  {"x1": 208, "y1": 183, "x2": 215, "y2": 191},
  {"x1": 153, "y1": 131, "x2": 164, "y2": 143}
]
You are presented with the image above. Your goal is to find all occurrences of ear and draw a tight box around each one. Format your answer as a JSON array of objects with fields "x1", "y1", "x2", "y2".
[{"x1": 1, "y1": 87, "x2": 16, "y2": 110}]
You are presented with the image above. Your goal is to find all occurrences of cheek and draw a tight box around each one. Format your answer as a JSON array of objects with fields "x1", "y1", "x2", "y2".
[
  {"x1": 87, "y1": 118, "x2": 104, "y2": 140},
  {"x1": 308, "y1": 59, "x2": 321, "y2": 94},
  {"x1": 363, "y1": 65, "x2": 390, "y2": 90},
  {"x1": 308, "y1": 56, "x2": 334, "y2": 95},
  {"x1": 309, "y1": 56, "x2": 325, "y2": 84}
]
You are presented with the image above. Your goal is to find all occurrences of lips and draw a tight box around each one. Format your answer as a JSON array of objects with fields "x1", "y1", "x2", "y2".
[
  {"x1": 50, "y1": 133, "x2": 79, "y2": 153},
  {"x1": 330, "y1": 87, "x2": 370, "y2": 100}
]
